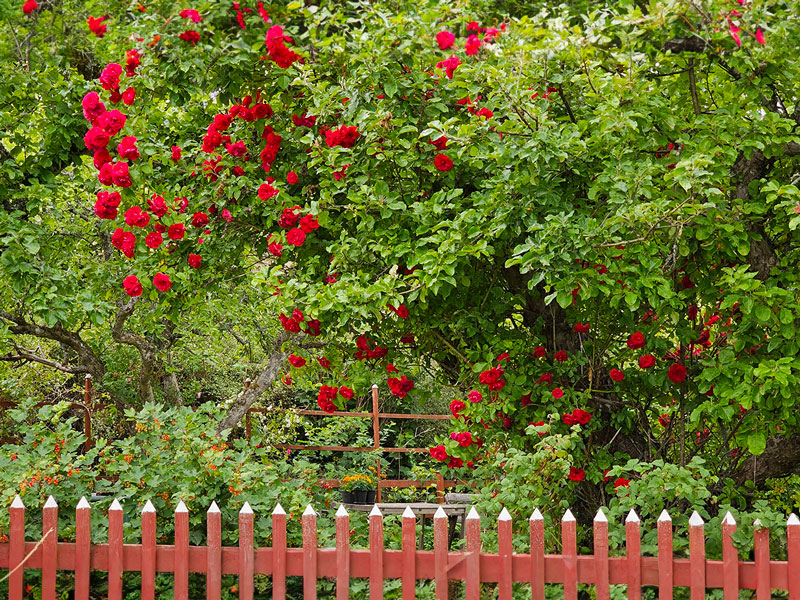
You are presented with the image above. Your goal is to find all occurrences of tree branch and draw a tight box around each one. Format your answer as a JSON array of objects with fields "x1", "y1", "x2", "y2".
[{"x1": 111, "y1": 298, "x2": 157, "y2": 403}]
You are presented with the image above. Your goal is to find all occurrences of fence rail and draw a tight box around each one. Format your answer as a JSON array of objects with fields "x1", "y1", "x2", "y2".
[{"x1": 2, "y1": 496, "x2": 800, "y2": 600}]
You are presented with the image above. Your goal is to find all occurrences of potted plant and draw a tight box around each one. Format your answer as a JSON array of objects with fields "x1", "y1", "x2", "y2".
[{"x1": 341, "y1": 472, "x2": 375, "y2": 504}]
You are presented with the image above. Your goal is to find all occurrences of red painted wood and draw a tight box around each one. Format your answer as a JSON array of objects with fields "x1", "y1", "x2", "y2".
[
  {"x1": 141, "y1": 501, "x2": 157, "y2": 600},
  {"x1": 302, "y1": 507, "x2": 318, "y2": 600},
  {"x1": 562, "y1": 511, "x2": 578, "y2": 600},
  {"x1": 498, "y1": 509, "x2": 513, "y2": 600},
  {"x1": 626, "y1": 512, "x2": 641, "y2": 600},
  {"x1": 401, "y1": 507, "x2": 416, "y2": 600},
  {"x1": 239, "y1": 504, "x2": 254, "y2": 600},
  {"x1": 207, "y1": 503, "x2": 222, "y2": 600},
  {"x1": 593, "y1": 511, "x2": 609, "y2": 600},
  {"x1": 754, "y1": 521, "x2": 770, "y2": 600},
  {"x1": 721, "y1": 513, "x2": 737, "y2": 599},
  {"x1": 657, "y1": 512, "x2": 673, "y2": 600},
  {"x1": 74, "y1": 498, "x2": 91, "y2": 600},
  {"x1": 688, "y1": 513, "x2": 705, "y2": 600},
  {"x1": 174, "y1": 503, "x2": 189, "y2": 600},
  {"x1": 433, "y1": 508, "x2": 448, "y2": 600},
  {"x1": 466, "y1": 508, "x2": 481, "y2": 600},
  {"x1": 42, "y1": 498, "x2": 58, "y2": 600},
  {"x1": 108, "y1": 500, "x2": 124, "y2": 600},
  {"x1": 273, "y1": 505, "x2": 287, "y2": 600},
  {"x1": 530, "y1": 511, "x2": 545, "y2": 600},
  {"x1": 789, "y1": 514, "x2": 800, "y2": 600},
  {"x1": 9, "y1": 496, "x2": 25, "y2": 600},
  {"x1": 370, "y1": 507, "x2": 384, "y2": 600},
  {"x1": 336, "y1": 506, "x2": 350, "y2": 600}
]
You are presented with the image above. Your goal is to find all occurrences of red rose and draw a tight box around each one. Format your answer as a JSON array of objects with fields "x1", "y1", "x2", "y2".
[
  {"x1": 450, "y1": 399, "x2": 466, "y2": 416},
  {"x1": 171, "y1": 146, "x2": 182, "y2": 162},
  {"x1": 573, "y1": 409, "x2": 592, "y2": 425},
  {"x1": 324, "y1": 125, "x2": 360, "y2": 148},
  {"x1": 386, "y1": 363, "x2": 398, "y2": 373},
  {"x1": 667, "y1": 363, "x2": 687, "y2": 383},
  {"x1": 436, "y1": 30, "x2": 455, "y2": 50},
  {"x1": 658, "y1": 414, "x2": 671, "y2": 427},
  {"x1": 609, "y1": 368, "x2": 625, "y2": 382},
  {"x1": 288, "y1": 354, "x2": 306, "y2": 368},
  {"x1": 533, "y1": 346, "x2": 547, "y2": 358},
  {"x1": 111, "y1": 161, "x2": 132, "y2": 187},
  {"x1": 124, "y1": 206, "x2": 150, "y2": 228},
  {"x1": 278, "y1": 207, "x2": 300, "y2": 228},
  {"x1": 298, "y1": 214, "x2": 319, "y2": 233},
  {"x1": 98, "y1": 63, "x2": 123, "y2": 91},
  {"x1": 22, "y1": 0, "x2": 38, "y2": 13},
  {"x1": 434, "y1": 153, "x2": 453, "y2": 171},
  {"x1": 268, "y1": 242, "x2": 283, "y2": 257},
  {"x1": 339, "y1": 386, "x2": 354, "y2": 400},
  {"x1": 552, "y1": 388, "x2": 564, "y2": 399},
  {"x1": 145, "y1": 232, "x2": 163, "y2": 249},
  {"x1": 98, "y1": 110, "x2": 126, "y2": 135},
  {"x1": 614, "y1": 477, "x2": 630, "y2": 489},
  {"x1": 192, "y1": 212, "x2": 209, "y2": 228},
  {"x1": 265, "y1": 25, "x2": 301, "y2": 68},
  {"x1": 537, "y1": 373, "x2": 552, "y2": 385},
  {"x1": 429, "y1": 445, "x2": 447, "y2": 462},
  {"x1": 168, "y1": 223, "x2": 186, "y2": 240},
  {"x1": 388, "y1": 375, "x2": 414, "y2": 398},
  {"x1": 292, "y1": 309, "x2": 304, "y2": 322},
  {"x1": 638, "y1": 354, "x2": 656, "y2": 369},
  {"x1": 317, "y1": 357, "x2": 331, "y2": 370},
  {"x1": 456, "y1": 432, "x2": 472, "y2": 447},
  {"x1": 429, "y1": 136, "x2": 448, "y2": 150},
  {"x1": 554, "y1": 350, "x2": 568, "y2": 362},
  {"x1": 87, "y1": 16, "x2": 107, "y2": 38},
  {"x1": 465, "y1": 34, "x2": 482, "y2": 56},
  {"x1": 573, "y1": 323, "x2": 590, "y2": 333},
  {"x1": 179, "y1": 30, "x2": 200, "y2": 45},
  {"x1": 187, "y1": 254, "x2": 202, "y2": 268},
  {"x1": 562, "y1": 413, "x2": 578, "y2": 425},
  {"x1": 82, "y1": 92, "x2": 106, "y2": 122},
  {"x1": 287, "y1": 171, "x2": 299, "y2": 184},
  {"x1": 468, "y1": 390, "x2": 482, "y2": 403},
  {"x1": 627, "y1": 332, "x2": 645, "y2": 349},
  {"x1": 435, "y1": 55, "x2": 461, "y2": 79},
  {"x1": 286, "y1": 228, "x2": 306, "y2": 246},
  {"x1": 568, "y1": 467, "x2": 585, "y2": 482},
  {"x1": 98, "y1": 162, "x2": 114, "y2": 186},
  {"x1": 153, "y1": 273, "x2": 171, "y2": 292},
  {"x1": 279, "y1": 313, "x2": 301, "y2": 333},
  {"x1": 111, "y1": 228, "x2": 136, "y2": 258},
  {"x1": 84, "y1": 127, "x2": 110, "y2": 152},
  {"x1": 122, "y1": 275, "x2": 142, "y2": 297},
  {"x1": 122, "y1": 87, "x2": 136, "y2": 106},
  {"x1": 117, "y1": 136, "x2": 139, "y2": 161}
]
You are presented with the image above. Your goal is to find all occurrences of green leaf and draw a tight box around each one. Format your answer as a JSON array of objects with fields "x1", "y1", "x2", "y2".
[{"x1": 747, "y1": 432, "x2": 767, "y2": 456}]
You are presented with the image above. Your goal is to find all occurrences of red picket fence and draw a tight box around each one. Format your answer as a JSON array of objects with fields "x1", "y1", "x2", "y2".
[{"x1": 2, "y1": 495, "x2": 800, "y2": 600}]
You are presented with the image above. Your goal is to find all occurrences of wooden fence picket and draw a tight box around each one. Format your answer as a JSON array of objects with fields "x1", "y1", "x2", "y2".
[
  {"x1": 239, "y1": 502, "x2": 254, "y2": 600},
  {"x1": 207, "y1": 501, "x2": 222, "y2": 600},
  {"x1": 626, "y1": 509, "x2": 641, "y2": 600},
  {"x1": 688, "y1": 511, "x2": 705, "y2": 600},
  {"x1": 657, "y1": 509, "x2": 673, "y2": 600},
  {"x1": 74, "y1": 496, "x2": 91, "y2": 600},
  {"x1": 594, "y1": 509, "x2": 609, "y2": 600},
  {"x1": 562, "y1": 509, "x2": 578, "y2": 600}
]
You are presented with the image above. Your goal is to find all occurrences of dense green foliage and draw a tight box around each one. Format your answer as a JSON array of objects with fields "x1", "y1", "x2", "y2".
[{"x1": 3, "y1": 0, "x2": 800, "y2": 594}]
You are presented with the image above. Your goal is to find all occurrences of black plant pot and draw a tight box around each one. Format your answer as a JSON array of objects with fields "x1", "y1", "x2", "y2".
[
  {"x1": 341, "y1": 490, "x2": 355, "y2": 504},
  {"x1": 364, "y1": 490, "x2": 376, "y2": 505},
  {"x1": 353, "y1": 490, "x2": 368, "y2": 504}
]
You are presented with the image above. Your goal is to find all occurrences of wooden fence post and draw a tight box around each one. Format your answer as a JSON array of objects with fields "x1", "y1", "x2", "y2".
[
  {"x1": 175, "y1": 501, "x2": 189, "y2": 600},
  {"x1": 754, "y1": 519, "x2": 770, "y2": 600},
  {"x1": 657, "y1": 509, "x2": 673, "y2": 600},
  {"x1": 303, "y1": 505, "x2": 318, "y2": 600},
  {"x1": 562, "y1": 509, "x2": 578, "y2": 600},
  {"x1": 498, "y1": 507, "x2": 513, "y2": 600},
  {"x1": 272, "y1": 503, "x2": 287, "y2": 600},
  {"x1": 336, "y1": 504, "x2": 350, "y2": 600},
  {"x1": 465, "y1": 507, "x2": 481, "y2": 600},
  {"x1": 688, "y1": 511, "x2": 705, "y2": 600},
  {"x1": 402, "y1": 506, "x2": 416, "y2": 600},
  {"x1": 788, "y1": 513, "x2": 800, "y2": 600},
  {"x1": 626, "y1": 509, "x2": 641, "y2": 600},
  {"x1": 207, "y1": 501, "x2": 222, "y2": 600},
  {"x1": 239, "y1": 502, "x2": 254, "y2": 600},
  {"x1": 594, "y1": 509, "x2": 609, "y2": 600},
  {"x1": 108, "y1": 499, "x2": 124, "y2": 600},
  {"x1": 9, "y1": 495, "x2": 25, "y2": 600},
  {"x1": 42, "y1": 495, "x2": 58, "y2": 600},
  {"x1": 141, "y1": 500, "x2": 157, "y2": 600},
  {"x1": 530, "y1": 509, "x2": 545, "y2": 600},
  {"x1": 370, "y1": 505, "x2": 385, "y2": 600},
  {"x1": 433, "y1": 506, "x2": 448, "y2": 600},
  {"x1": 721, "y1": 512, "x2": 738, "y2": 599},
  {"x1": 75, "y1": 496, "x2": 91, "y2": 600}
]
